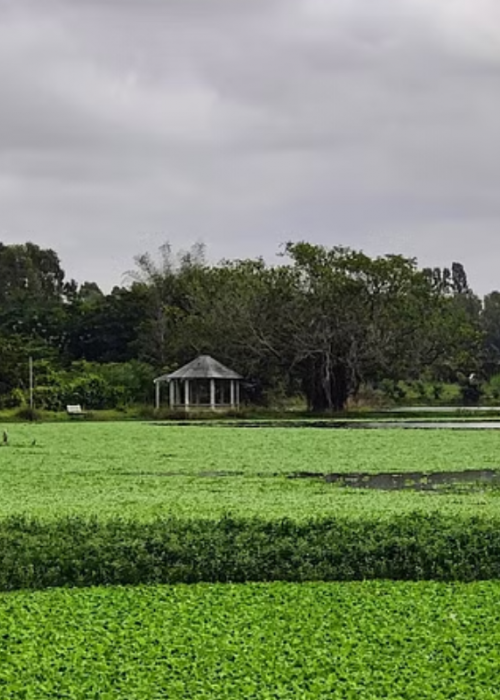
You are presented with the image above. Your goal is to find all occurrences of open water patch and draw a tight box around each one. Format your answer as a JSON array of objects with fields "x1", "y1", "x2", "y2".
[
  {"x1": 156, "y1": 420, "x2": 500, "y2": 430},
  {"x1": 288, "y1": 469, "x2": 500, "y2": 491},
  {"x1": 359, "y1": 421, "x2": 500, "y2": 430}
]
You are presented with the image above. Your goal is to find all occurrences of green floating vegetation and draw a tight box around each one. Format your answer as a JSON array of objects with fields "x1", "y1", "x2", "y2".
[
  {"x1": 1, "y1": 581, "x2": 500, "y2": 699},
  {"x1": 2, "y1": 422, "x2": 500, "y2": 522},
  {"x1": 1, "y1": 513, "x2": 500, "y2": 590}
]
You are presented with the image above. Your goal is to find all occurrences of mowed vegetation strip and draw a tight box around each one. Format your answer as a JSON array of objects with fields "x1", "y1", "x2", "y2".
[
  {"x1": 1, "y1": 422, "x2": 500, "y2": 521},
  {"x1": 0, "y1": 581, "x2": 499, "y2": 699}
]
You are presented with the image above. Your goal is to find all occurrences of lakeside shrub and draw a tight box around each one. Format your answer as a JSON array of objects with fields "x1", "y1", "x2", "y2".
[{"x1": 1, "y1": 513, "x2": 500, "y2": 590}]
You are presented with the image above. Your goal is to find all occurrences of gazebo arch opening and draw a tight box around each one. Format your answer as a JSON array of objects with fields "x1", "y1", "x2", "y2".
[{"x1": 154, "y1": 355, "x2": 242, "y2": 411}]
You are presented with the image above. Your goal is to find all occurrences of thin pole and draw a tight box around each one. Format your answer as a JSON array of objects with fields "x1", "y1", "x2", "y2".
[{"x1": 29, "y1": 356, "x2": 34, "y2": 410}]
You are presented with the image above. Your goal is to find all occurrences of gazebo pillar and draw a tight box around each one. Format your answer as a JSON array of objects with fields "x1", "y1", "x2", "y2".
[
  {"x1": 184, "y1": 379, "x2": 190, "y2": 411},
  {"x1": 210, "y1": 379, "x2": 216, "y2": 409},
  {"x1": 230, "y1": 380, "x2": 235, "y2": 408},
  {"x1": 169, "y1": 380, "x2": 175, "y2": 408},
  {"x1": 155, "y1": 381, "x2": 160, "y2": 410}
]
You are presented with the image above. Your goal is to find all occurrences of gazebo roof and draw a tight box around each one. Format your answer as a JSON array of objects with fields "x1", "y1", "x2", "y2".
[{"x1": 155, "y1": 355, "x2": 242, "y2": 382}]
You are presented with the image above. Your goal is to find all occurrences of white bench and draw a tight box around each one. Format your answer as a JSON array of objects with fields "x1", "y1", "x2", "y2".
[{"x1": 66, "y1": 404, "x2": 85, "y2": 417}]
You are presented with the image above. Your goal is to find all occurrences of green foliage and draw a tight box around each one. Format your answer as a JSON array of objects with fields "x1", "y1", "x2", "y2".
[
  {"x1": 485, "y1": 373, "x2": 500, "y2": 401},
  {"x1": 0, "y1": 513, "x2": 500, "y2": 590},
  {"x1": 30, "y1": 371, "x2": 116, "y2": 411},
  {"x1": 0, "y1": 581, "x2": 499, "y2": 698},
  {"x1": 7, "y1": 360, "x2": 156, "y2": 411},
  {"x1": 14, "y1": 407, "x2": 41, "y2": 422},
  {"x1": 0, "y1": 242, "x2": 66, "y2": 302},
  {"x1": 65, "y1": 285, "x2": 151, "y2": 363},
  {"x1": 379, "y1": 379, "x2": 407, "y2": 403},
  {"x1": 87, "y1": 360, "x2": 156, "y2": 405},
  {"x1": 2, "y1": 422, "x2": 500, "y2": 523},
  {"x1": 0, "y1": 239, "x2": 490, "y2": 410},
  {"x1": 482, "y1": 291, "x2": 500, "y2": 376},
  {"x1": 116, "y1": 240, "x2": 483, "y2": 411},
  {"x1": 375, "y1": 380, "x2": 462, "y2": 406},
  {"x1": 280, "y1": 243, "x2": 482, "y2": 410}
]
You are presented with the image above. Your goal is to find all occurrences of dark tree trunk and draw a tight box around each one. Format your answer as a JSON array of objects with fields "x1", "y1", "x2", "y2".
[
  {"x1": 330, "y1": 363, "x2": 348, "y2": 411},
  {"x1": 302, "y1": 356, "x2": 349, "y2": 412}
]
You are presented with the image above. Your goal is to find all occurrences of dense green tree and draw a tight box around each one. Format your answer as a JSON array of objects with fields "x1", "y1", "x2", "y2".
[
  {"x1": 168, "y1": 259, "x2": 298, "y2": 402},
  {"x1": 280, "y1": 243, "x2": 466, "y2": 410},
  {"x1": 481, "y1": 291, "x2": 500, "y2": 377},
  {"x1": 65, "y1": 285, "x2": 150, "y2": 364},
  {"x1": 134, "y1": 241, "x2": 481, "y2": 411},
  {"x1": 0, "y1": 243, "x2": 73, "y2": 400},
  {"x1": 0, "y1": 242, "x2": 66, "y2": 302},
  {"x1": 0, "y1": 238, "x2": 489, "y2": 411}
]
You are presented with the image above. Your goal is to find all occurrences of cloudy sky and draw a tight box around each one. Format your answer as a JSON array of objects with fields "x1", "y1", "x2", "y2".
[{"x1": 1, "y1": 0, "x2": 500, "y2": 293}]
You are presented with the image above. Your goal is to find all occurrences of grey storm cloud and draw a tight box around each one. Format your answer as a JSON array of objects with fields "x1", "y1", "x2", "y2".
[{"x1": 1, "y1": 0, "x2": 500, "y2": 292}]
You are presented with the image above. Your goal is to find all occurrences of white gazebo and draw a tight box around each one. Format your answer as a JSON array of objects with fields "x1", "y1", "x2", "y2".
[{"x1": 154, "y1": 355, "x2": 242, "y2": 411}]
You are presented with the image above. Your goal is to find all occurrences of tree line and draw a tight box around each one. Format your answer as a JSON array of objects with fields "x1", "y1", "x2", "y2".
[{"x1": 0, "y1": 239, "x2": 499, "y2": 412}]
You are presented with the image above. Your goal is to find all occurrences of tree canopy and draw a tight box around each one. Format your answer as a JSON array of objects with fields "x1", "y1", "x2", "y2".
[{"x1": 0, "y1": 239, "x2": 494, "y2": 411}]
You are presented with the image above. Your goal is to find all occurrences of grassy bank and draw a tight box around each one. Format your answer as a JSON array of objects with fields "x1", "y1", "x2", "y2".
[{"x1": 5, "y1": 404, "x2": 500, "y2": 423}]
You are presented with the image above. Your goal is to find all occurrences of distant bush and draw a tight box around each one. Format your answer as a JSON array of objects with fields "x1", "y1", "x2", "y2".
[
  {"x1": 484, "y1": 374, "x2": 500, "y2": 402},
  {"x1": 431, "y1": 383, "x2": 444, "y2": 401},
  {"x1": 14, "y1": 407, "x2": 41, "y2": 422},
  {"x1": 378, "y1": 379, "x2": 407, "y2": 403},
  {"x1": 17, "y1": 360, "x2": 157, "y2": 411},
  {"x1": 1, "y1": 514, "x2": 500, "y2": 591}
]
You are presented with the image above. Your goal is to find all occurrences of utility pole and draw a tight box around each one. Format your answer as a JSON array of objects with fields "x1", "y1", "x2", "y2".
[{"x1": 29, "y1": 356, "x2": 34, "y2": 411}]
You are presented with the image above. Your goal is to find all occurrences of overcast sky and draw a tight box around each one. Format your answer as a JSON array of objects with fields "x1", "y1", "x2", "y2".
[{"x1": 1, "y1": 0, "x2": 500, "y2": 294}]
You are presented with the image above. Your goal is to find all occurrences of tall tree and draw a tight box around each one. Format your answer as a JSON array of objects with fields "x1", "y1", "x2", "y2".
[
  {"x1": 481, "y1": 291, "x2": 500, "y2": 377},
  {"x1": 0, "y1": 242, "x2": 66, "y2": 302},
  {"x1": 130, "y1": 243, "x2": 207, "y2": 368},
  {"x1": 65, "y1": 285, "x2": 150, "y2": 364},
  {"x1": 282, "y1": 243, "x2": 480, "y2": 411},
  {"x1": 0, "y1": 242, "x2": 71, "y2": 361}
]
